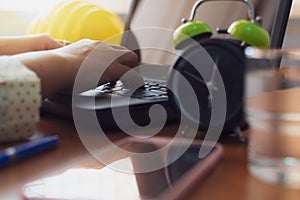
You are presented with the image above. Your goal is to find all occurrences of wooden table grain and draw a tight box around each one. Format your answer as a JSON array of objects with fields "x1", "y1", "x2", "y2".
[{"x1": 1, "y1": 87, "x2": 300, "y2": 199}]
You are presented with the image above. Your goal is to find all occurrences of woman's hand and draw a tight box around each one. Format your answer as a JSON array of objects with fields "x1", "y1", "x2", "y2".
[
  {"x1": 55, "y1": 39, "x2": 143, "y2": 92},
  {"x1": 0, "y1": 34, "x2": 63, "y2": 55},
  {"x1": 13, "y1": 39, "x2": 143, "y2": 97}
]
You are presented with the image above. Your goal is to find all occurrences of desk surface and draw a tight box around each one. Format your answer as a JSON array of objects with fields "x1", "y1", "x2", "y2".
[{"x1": 2, "y1": 89, "x2": 300, "y2": 199}]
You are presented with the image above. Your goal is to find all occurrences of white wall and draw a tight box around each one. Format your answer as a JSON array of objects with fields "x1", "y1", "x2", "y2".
[
  {"x1": 0, "y1": 11, "x2": 35, "y2": 36},
  {"x1": 283, "y1": 18, "x2": 300, "y2": 48}
]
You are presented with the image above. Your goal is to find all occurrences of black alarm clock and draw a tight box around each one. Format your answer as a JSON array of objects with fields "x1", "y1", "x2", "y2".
[{"x1": 167, "y1": 0, "x2": 270, "y2": 139}]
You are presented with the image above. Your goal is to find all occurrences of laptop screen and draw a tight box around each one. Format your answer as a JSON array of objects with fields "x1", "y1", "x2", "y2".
[{"x1": 119, "y1": 0, "x2": 292, "y2": 66}]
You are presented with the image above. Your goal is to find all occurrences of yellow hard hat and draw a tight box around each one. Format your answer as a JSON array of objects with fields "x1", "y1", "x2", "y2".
[{"x1": 27, "y1": 0, "x2": 124, "y2": 44}]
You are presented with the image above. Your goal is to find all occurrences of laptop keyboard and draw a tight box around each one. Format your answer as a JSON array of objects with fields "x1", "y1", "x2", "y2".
[{"x1": 95, "y1": 79, "x2": 168, "y2": 100}]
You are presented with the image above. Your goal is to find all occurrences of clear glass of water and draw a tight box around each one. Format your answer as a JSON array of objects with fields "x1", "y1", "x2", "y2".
[{"x1": 245, "y1": 47, "x2": 300, "y2": 188}]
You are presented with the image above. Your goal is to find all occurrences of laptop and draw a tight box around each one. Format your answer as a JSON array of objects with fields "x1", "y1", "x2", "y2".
[{"x1": 43, "y1": 0, "x2": 293, "y2": 130}]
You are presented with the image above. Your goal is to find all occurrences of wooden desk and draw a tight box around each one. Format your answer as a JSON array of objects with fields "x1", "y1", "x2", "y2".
[{"x1": 1, "y1": 91, "x2": 300, "y2": 200}]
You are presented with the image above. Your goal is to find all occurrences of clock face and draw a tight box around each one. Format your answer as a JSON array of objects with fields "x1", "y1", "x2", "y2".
[{"x1": 168, "y1": 38, "x2": 245, "y2": 131}]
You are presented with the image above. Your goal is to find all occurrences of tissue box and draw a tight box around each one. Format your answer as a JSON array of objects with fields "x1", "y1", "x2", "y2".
[{"x1": 0, "y1": 57, "x2": 41, "y2": 142}]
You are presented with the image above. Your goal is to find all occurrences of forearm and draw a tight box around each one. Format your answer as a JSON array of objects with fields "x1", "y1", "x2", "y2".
[
  {"x1": 0, "y1": 34, "x2": 62, "y2": 55},
  {"x1": 12, "y1": 50, "x2": 73, "y2": 98}
]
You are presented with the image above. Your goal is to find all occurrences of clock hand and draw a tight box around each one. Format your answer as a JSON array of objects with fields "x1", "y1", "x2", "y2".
[
  {"x1": 182, "y1": 69, "x2": 207, "y2": 85},
  {"x1": 207, "y1": 57, "x2": 220, "y2": 106},
  {"x1": 207, "y1": 56, "x2": 219, "y2": 91}
]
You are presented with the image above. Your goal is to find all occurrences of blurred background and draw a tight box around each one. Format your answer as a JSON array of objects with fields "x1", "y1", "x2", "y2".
[
  {"x1": 0, "y1": 0, "x2": 299, "y2": 48},
  {"x1": 0, "y1": 0, "x2": 131, "y2": 36}
]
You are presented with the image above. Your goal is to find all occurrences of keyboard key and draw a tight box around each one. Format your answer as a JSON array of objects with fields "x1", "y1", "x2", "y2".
[{"x1": 94, "y1": 79, "x2": 168, "y2": 100}]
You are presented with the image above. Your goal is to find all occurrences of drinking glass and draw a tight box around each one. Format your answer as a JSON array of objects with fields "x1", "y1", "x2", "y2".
[{"x1": 245, "y1": 47, "x2": 300, "y2": 188}]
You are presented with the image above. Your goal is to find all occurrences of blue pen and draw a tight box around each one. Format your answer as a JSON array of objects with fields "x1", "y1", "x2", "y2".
[{"x1": 0, "y1": 135, "x2": 60, "y2": 167}]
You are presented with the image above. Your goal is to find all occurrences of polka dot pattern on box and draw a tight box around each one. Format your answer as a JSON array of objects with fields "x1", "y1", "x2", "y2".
[{"x1": 0, "y1": 57, "x2": 41, "y2": 142}]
